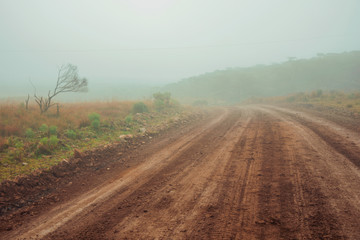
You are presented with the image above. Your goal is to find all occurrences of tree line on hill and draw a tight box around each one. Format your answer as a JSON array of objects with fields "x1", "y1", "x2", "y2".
[{"x1": 164, "y1": 51, "x2": 360, "y2": 104}]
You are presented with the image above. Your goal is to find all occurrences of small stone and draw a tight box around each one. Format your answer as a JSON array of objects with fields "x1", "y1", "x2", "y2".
[{"x1": 256, "y1": 220, "x2": 266, "y2": 225}]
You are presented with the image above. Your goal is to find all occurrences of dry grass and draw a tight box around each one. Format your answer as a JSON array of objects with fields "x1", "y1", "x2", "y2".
[
  {"x1": 0, "y1": 98, "x2": 187, "y2": 182},
  {"x1": 245, "y1": 90, "x2": 360, "y2": 113},
  {"x1": 0, "y1": 100, "x2": 146, "y2": 137}
]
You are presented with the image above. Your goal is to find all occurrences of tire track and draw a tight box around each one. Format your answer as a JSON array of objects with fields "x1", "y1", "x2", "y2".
[
  {"x1": 185, "y1": 110, "x2": 265, "y2": 239},
  {"x1": 259, "y1": 105, "x2": 360, "y2": 239},
  {"x1": 267, "y1": 106, "x2": 360, "y2": 168}
]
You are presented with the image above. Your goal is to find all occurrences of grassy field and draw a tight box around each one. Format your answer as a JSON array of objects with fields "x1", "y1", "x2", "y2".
[
  {"x1": 245, "y1": 90, "x2": 360, "y2": 114},
  {"x1": 0, "y1": 98, "x2": 188, "y2": 182}
]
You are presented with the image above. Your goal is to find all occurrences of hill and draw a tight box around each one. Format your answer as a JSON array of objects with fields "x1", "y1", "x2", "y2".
[{"x1": 164, "y1": 51, "x2": 360, "y2": 104}]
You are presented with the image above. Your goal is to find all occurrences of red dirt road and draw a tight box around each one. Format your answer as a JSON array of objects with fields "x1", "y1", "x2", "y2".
[{"x1": 1, "y1": 106, "x2": 360, "y2": 239}]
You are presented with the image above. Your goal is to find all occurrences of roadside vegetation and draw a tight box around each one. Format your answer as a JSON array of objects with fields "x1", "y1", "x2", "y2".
[
  {"x1": 0, "y1": 92, "x2": 186, "y2": 182},
  {"x1": 245, "y1": 90, "x2": 360, "y2": 114}
]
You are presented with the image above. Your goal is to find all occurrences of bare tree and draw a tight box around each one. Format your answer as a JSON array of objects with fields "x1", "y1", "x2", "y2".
[
  {"x1": 33, "y1": 64, "x2": 88, "y2": 113},
  {"x1": 25, "y1": 94, "x2": 30, "y2": 110}
]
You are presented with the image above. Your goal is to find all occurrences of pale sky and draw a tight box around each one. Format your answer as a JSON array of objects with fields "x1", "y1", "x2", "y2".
[{"x1": 0, "y1": 0, "x2": 359, "y2": 97}]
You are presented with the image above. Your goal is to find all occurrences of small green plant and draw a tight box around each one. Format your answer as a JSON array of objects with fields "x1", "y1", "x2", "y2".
[
  {"x1": 66, "y1": 129, "x2": 77, "y2": 139},
  {"x1": 15, "y1": 141, "x2": 24, "y2": 149},
  {"x1": 132, "y1": 102, "x2": 149, "y2": 114},
  {"x1": 37, "y1": 137, "x2": 51, "y2": 155},
  {"x1": 88, "y1": 113, "x2": 101, "y2": 130},
  {"x1": 88, "y1": 112, "x2": 100, "y2": 122},
  {"x1": 49, "y1": 125, "x2": 57, "y2": 136},
  {"x1": 91, "y1": 119, "x2": 100, "y2": 130},
  {"x1": 125, "y1": 114, "x2": 133, "y2": 125},
  {"x1": 7, "y1": 138, "x2": 24, "y2": 160},
  {"x1": 48, "y1": 135, "x2": 59, "y2": 149},
  {"x1": 153, "y1": 92, "x2": 171, "y2": 112},
  {"x1": 40, "y1": 137, "x2": 48, "y2": 145},
  {"x1": 25, "y1": 128, "x2": 35, "y2": 138},
  {"x1": 36, "y1": 136, "x2": 58, "y2": 155},
  {"x1": 39, "y1": 124, "x2": 48, "y2": 134}
]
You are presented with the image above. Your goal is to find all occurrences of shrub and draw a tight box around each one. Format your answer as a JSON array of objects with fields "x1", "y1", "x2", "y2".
[
  {"x1": 88, "y1": 113, "x2": 101, "y2": 130},
  {"x1": 154, "y1": 99, "x2": 165, "y2": 112},
  {"x1": 91, "y1": 119, "x2": 100, "y2": 130},
  {"x1": 37, "y1": 136, "x2": 58, "y2": 154},
  {"x1": 88, "y1": 112, "x2": 100, "y2": 122},
  {"x1": 125, "y1": 114, "x2": 133, "y2": 124},
  {"x1": 66, "y1": 129, "x2": 77, "y2": 139},
  {"x1": 132, "y1": 102, "x2": 149, "y2": 114},
  {"x1": 153, "y1": 92, "x2": 171, "y2": 112},
  {"x1": 48, "y1": 135, "x2": 59, "y2": 149},
  {"x1": 37, "y1": 137, "x2": 51, "y2": 155},
  {"x1": 39, "y1": 124, "x2": 48, "y2": 134},
  {"x1": 9, "y1": 142, "x2": 24, "y2": 161},
  {"x1": 40, "y1": 137, "x2": 48, "y2": 145},
  {"x1": 49, "y1": 125, "x2": 57, "y2": 136},
  {"x1": 25, "y1": 128, "x2": 35, "y2": 138}
]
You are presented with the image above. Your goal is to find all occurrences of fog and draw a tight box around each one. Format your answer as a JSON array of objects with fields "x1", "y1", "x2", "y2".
[{"x1": 0, "y1": 0, "x2": 359, "y2": 100}]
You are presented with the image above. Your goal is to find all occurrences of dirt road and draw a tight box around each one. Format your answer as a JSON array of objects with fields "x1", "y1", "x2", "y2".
[{"x1": 2, "y1": 106, "x2": 360, "y2": 239}]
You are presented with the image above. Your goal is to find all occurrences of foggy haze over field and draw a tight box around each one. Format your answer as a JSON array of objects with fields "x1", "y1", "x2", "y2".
[{"x1": 0, "y1": 0, "x2": 360, "y2": 100}]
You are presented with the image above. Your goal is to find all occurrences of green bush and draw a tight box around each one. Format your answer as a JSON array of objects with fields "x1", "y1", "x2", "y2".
[
  {"x1": 40, "y1": 137, "x2": 48, "y2": 145},
  {"x1": 88, "y1": 112, "x2": 100, "y2": 122},
  {"x1": 49, "y1": 125, "x2": 57, "y2": 136},
  {"x1": 125, "y1": 114, "x2": 133, "y2": 124},
  {"x1": 91, "y1": 119, "x2": 100, "y2": 130},
  {"x1": 154, "y1": 99, "x2": 165, "y2": 112},
  {"x1": 132, "y1": 102, "x2": 149, "y2": 114},
  {"x1": 39, "y1": 124, "x2": 48, "y2": 134},
  {"x1": 9, "y1": 142, "x2": 24, "y2": 161},
  {"x1": 88, "y1": 113, "x2": 101, "y2": 130},
  {"x1": 48, "y1": 135, "x2": 59, "y2": 149},
  {"x1": 153, "y1": 92, "x2": 171, "y2": 112},
  {"x1": 66, "y1": 129, "x2": 77, "y2": 139},
  {"x1": 25, "y1": 128, "x2": 35, "y2": 138},
  {"x1": 37, "y1": 137, "x2": 51, "y2": 155}
]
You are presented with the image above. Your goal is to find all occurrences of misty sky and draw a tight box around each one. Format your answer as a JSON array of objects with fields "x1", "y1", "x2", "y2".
[{"x1": 1, "y1": 0, "x2": 359, "y2": 97}]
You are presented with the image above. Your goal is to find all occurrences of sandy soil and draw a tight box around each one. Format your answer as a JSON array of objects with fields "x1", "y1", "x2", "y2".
[{"x1": 1, "y1": 105, "x2": 360, "y2": 239}]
